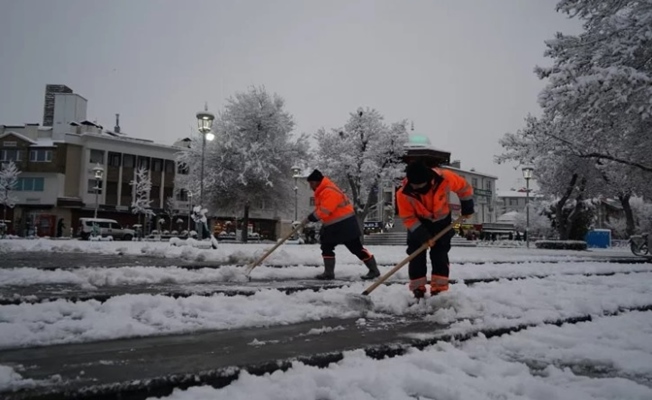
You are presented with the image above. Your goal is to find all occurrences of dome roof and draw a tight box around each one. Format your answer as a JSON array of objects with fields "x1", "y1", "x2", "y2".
[{"x1": 407, "y1": 133, "x2": 431, "y2": 146}]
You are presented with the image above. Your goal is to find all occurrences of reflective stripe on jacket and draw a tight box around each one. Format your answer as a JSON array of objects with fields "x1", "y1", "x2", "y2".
[
  {"x1": 397, "y1": 168, "x2": 473, "y2": 232},
  {"x1": 310, "y1": 177, "x2": 356, "y2": 226}
]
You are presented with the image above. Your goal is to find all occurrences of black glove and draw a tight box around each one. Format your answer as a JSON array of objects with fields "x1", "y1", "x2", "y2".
[
  {"x1": 307, "y1": 213, "x2": 318, "y2": 222},
  {"x1": 461, "y1": 199, "x2": 474, "y2": 217},
  {"x1": 411, "y1": 224, "x2": 432, "y2": 244}
]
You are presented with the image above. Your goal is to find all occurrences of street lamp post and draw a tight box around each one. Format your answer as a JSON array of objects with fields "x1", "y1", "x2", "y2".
[
  {"x1": 291, "y1": 165, "x2": 301, "y2": 222},
  {"x1": 187, "y1": 191, "x2": 193, "y2": 233},
  {"x1": 522, "y1": 166, "x2": 534, "y2": 248},
  {"x1": 93, "y1": 163, "x2": 104, "y2": 219},
  {"x1": 196, "y1": 105, "x2": 215, "y2": 240}
]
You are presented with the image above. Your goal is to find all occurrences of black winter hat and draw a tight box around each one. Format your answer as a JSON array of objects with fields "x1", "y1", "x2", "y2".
[
  {"x1": 405, "y1": 161, "x2": 432, "y2": 184},
  {"x1": 306, "y1": 169, "x2": 324, "y2": 182}
]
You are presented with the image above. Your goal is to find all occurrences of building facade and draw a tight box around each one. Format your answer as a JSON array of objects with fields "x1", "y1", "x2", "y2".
[
  {"x1": 441, "y1": 161, "x2": 497, "y2": 226},
  {"x1": 42, "y1": 84, "x2": 73, "y2": 127},
  {"x1": 0, "y1": 85, "x2": 189, "y2": 237},
  {"x1": 496, "y1": 190, "x2": 542, "y2": 215}
]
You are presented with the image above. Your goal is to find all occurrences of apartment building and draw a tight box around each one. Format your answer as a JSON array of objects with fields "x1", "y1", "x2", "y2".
[
  {"x1": 496, "y1": 190, "x2": 543, "y2": 216},
  {"x1": 441, "y1": 160, "x2": 497, "y2": 226},
  {"x1": 0, "y1": 86, "x2": 188, "y2": 237}
]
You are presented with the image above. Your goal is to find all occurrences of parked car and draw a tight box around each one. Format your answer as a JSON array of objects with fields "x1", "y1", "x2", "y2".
[{"x1": 78, "y1": 218, "x2": 135, "y2": 241}]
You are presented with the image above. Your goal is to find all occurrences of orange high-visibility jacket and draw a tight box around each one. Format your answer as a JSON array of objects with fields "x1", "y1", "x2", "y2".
[
  {"x1": 397, "y1": 168, "x2": 473, "y2": 232},
  {"x1": 310, "y1": 177, "x2": 356, "y2": 226}
]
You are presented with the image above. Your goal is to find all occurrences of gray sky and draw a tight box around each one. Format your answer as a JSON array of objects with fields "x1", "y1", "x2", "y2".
[{"x1": 0, "y1": 0, "x2": 581, "y2": 190}]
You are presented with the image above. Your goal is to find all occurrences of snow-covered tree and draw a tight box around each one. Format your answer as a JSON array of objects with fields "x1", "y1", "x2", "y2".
[
  {"x1": 512, "y1": 200, "x2": 557, "y2": 240},
  {"x1": 314, "y1": 107, "x2": 408, "y2": 228},
  {"x1": 520, "y1": 0, "x2": 652, "y2": 174},
  {"x1": 0, "y1": 161, "x2": 20, "y2": 235},
  {"x1": 498, "y1": 0, "x2": 652, "y2": 239},
  {"x1": 177, "y1": 86, "x2": 309, "y2": 242},
  {"x1": 130, "y1": 166, "x2": 154, "y2": 237},
  {"x1": 600, "y1": 197, "x2": 652, "y2": 238},
  {"x1": 164, "y1": 196, "x2": 176, "y2": 231},
  {"x1": 628, "y1": 197, "x2": 652, "y2": 235}
]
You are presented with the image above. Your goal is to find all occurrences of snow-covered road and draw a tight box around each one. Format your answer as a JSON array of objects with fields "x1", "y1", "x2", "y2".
[
  {"x1": 155, "y1": 312, "x2": 652, "y2": 400},
  {"x1": 1, "y1": 240, "x2": 650, "y2": 399}
]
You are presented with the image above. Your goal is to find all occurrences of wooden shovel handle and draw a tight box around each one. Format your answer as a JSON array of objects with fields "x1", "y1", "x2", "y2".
[{"x1": 245, "y1": 218, "x2": 308, "y2": 276}]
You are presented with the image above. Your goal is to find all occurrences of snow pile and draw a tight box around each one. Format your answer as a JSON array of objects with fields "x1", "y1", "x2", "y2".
[
  {"x1": 1, "y1": 273, "x2": 651, "y2": 349},
  {"x1": 1, "y1": 261, "x2": 649, "y2": 289},
  {"x1": 304, "y1": 325, "x2": 346, "y2": 336},
  {"x1": 247, "y1": 338, "x2": 279, "y2": 346},
  {"x1": 0, "y1": 238, "x2": 634, "y2": 265},
  {"x1": 151, "y1": 312, "x2": 652, "y2": 400},
  {"x1": 0, "y1": 365, "x2": 38, "y2": 392}
]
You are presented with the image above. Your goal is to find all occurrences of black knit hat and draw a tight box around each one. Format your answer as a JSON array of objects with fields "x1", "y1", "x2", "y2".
[
  {"x1": 405, "y1": 161, "x2": 432, "y2": 184},
  {"x1": 306, "y1": 169, "x2": 324, "y2": 182}
]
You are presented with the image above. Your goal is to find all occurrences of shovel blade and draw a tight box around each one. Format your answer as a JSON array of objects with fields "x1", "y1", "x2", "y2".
[{"x1": 345, "y1": 293, "x2": 373, "y2": 311}]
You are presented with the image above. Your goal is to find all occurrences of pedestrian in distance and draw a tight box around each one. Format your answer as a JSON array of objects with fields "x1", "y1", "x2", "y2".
[
  {"x1": 396, "y1": 161, "x2": 475, "y2": 299},
  {"x1": 306, "y1": 169, "x2": 380, "y2": 281}
]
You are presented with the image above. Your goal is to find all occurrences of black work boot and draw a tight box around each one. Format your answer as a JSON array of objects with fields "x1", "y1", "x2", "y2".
[
  {"x1": 413, "y1": 288, "x2": 426, "y2": 299},
  {"x1": 360, "y1": 256, "x2": 380, "y2": 280},
  {"x1": 316, "y1": 258, "x2": 335, "y2": 280}
]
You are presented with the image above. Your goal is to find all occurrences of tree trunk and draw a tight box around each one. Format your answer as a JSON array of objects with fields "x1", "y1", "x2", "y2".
[
  {"x1": 555, "y1": 174, "x2": 579, "y2": 240},
  {"x1": 618, "y1": 192, "x2": 635, "y2": 237},
  {"x1": 241, "y1": 202, "x2": 250, "y2": 243},
  {"x1": 2, "y1": 205, "x2": 6, "y2": 237},
  {"x1": 564, "y1": 177, "x2": 587, "y2": 240}
]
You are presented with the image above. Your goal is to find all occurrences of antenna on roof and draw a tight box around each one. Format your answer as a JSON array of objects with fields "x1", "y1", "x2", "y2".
[
  {"x1": 204, "y1": 101, "x2": 208, "y2": 112},
  {"x1": 410, "y1": 121, "x2": 414, "y2": 131}
]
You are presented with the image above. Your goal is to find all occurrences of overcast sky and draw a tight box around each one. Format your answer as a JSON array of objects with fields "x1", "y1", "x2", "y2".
[{"x1": 0, "y1": 0, "x2": 581, "y2": 190}]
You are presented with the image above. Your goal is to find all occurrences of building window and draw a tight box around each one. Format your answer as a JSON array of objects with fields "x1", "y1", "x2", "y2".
[
  {"x1": 484, "y1": 180, "x2": 492, "y2": 191},
  {"x1": 90, "y1": 149, "x2": 104, "y2": 164},
  {"x1": 309, "y1": 197, "x2": 315, "y2": 206},
  {"x1": 108, "y1": 152, "x2": 122, "y2": 167},
  {"x1": 88, "y1": 179, "x2": 103, "y2": 194},
  {"x1": 152, "y1": 158, "x2": 163, "y2": 172},
  {"x1": 165, "y1": 160, "x2": 175, "y2": 174},
  {"x1": 106, "y1": 182, "x2": 118, "y2": 205},
  {"x1": 121, "y1": 182, "x2": 132, "y2": 197},
  {"x1": 137, "y1": 156, "x2": 149, "y2": 170},
  {"x1": 509, "y1": 198, "x2": 518, "y2": 206},
  {"x1": 29, "y1": 149, "x2": 53, "y2": 162},
  {"x1": 1, "y1": 149, "x2": 22, "y2": 162},
  {"x1": 471, "y1": 178, "x2": 478, "y2": 188},
  {"x1": 123, "y1": 154, "x2": 135, "y2": 168},
  {"x1": 176, "y1": 189, "x2": 189, "y2": 202},
  {"x1": 3, "y1": 141, "x2": 17, "y2": 147},
  {"x1": 16, "y1": 177, "x2": 44, "y2": 192}
]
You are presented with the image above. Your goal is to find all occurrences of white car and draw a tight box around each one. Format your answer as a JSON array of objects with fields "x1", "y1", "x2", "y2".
[{"x1": 78, "y1": 218, "x2": 135, "y2": 241}]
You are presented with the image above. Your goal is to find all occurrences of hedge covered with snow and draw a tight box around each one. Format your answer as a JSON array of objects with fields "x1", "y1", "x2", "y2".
[{"x1": 534, "y1": 240, "x2": 587, "y2": 251}]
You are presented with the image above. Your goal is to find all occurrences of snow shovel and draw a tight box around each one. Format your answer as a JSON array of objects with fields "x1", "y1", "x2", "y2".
[
  {"x1": 346, "y1": 216, "x2": 465, "y2": 310},
  {"x1": 244, "y1": 218, "x2": 308, "y2": 280}
]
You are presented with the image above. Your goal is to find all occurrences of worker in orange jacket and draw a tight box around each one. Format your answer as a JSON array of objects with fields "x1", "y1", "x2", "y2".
[
  {"x1": 306, "y1": 169, "x2": 380, "y2": 280},
  {"x1": 396, "y1": 161, "x2": 474, "y2": 299}
]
